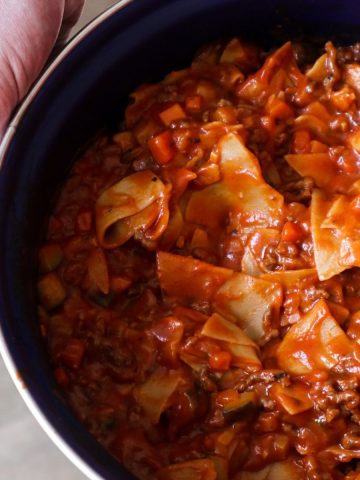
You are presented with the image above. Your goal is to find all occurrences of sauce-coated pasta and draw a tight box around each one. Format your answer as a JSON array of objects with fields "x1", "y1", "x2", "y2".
[{"x1": 37, "y1": 38, "x2": 360, "y2": 479}]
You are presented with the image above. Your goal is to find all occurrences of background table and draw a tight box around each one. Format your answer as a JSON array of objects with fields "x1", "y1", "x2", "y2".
[{"x1": 0, "y1": 1, "x2": 118, "y2": 478}]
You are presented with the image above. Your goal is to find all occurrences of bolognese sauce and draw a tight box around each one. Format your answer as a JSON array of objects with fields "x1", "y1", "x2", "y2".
[{"x1": 37, "y1": 38, "x2": 360, "y2": 479}]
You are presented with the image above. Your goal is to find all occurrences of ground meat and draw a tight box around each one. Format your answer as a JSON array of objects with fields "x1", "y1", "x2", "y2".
[
  {"x1": 124, "y1": 146, "x2": 156, "y2": 171},
  {"x1": 281, "y1": 176, "x2": 314, "y2": 203},
  {"x1": 337, "y1": 43, "x2": 360, "y2": 65}
]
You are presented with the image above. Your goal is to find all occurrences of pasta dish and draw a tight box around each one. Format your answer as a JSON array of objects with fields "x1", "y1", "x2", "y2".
[{"x1": 37, "y1": 38, "x2": 360, "y2": 479}]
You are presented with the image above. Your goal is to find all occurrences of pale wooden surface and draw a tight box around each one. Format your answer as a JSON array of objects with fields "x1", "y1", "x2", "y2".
[{"x1": 0, "y1": 1, "x2": 119, "y2": 479}]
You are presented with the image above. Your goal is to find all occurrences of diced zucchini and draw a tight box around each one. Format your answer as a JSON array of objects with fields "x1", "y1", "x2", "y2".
[
  {"x1": 159, "y1": 103, "x2": 186, "y2": 126},
  {"x1": 216, "y1": 390, "x2": 257, "y2": 420},
  {"x1": 38, "y1": 244, "x2": 63, "y2": 273},
  {"x1": 112, "y1": 131, "x2": 135, "y2": 152},
  {"x1": 37, "y1": 273, "x2": 66, "y2": 310}
]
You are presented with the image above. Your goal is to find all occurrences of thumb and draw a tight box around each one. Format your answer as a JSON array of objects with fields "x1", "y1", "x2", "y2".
[{"x1": 0, "y1": 0, "x2": 84, "y2": 136}]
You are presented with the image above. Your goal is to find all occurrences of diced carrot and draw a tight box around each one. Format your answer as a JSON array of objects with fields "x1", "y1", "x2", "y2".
[
  {"x1": 60, "y1": 339, "x2": 85, "y2": 369},
  {"x1": 292, "y1": 129, "x2": 311, "y2": 153},
  {"x1": 167, "y1": 167, "x2": 197, "y2": 197},
  {"x1": 185, "y1": 95, "x2": 203, "y2": 113},
  {"x1": 266, "y1": 96, "x2": 294, "y2": 119},
  {"x1": 271, "y1": 383, "x2": 313, "y2": 415},
  {"x1": 216, "y1": 389, "x2": 240, "y2": 406},
  {"x1": 191, "y1": 228, "x2": 209, "y2": 250},
  {"x1": 176, "y1": 235, "x2": 185, "y2": 249},
  {"x1": 209, "y1": 351, "x2": 232, "y2": 371},
  {"x1": 310, "y1": 140, "x2": 328, "y2": 153},
  {"x1": 110, "y1": 276, "x2": 132, "y2": 293},
  {"x1": 38, "y1": 244, "x2": 63, "y2": 273},
  {"x1": 159, "y1": 103, "x2": 186, "y2": 126},
  {"x1": 76, "y1": 210, "x2": 92, "y2": 232},
  {"x1": 54, "y1": 367, "x2": 69, "y2": 387},
  {"x1": 305, "y1": 100, "x2": 331, "y2": 121},
  {"x1": 37, "y1": 273, "x2": 66, "y2": 310},
  {"x1": 281, "y1": 221, "x2": 304, "y2": 243},
  {"x1": 148, "y1": 131, "x2": 176, "y2": 165},
  {"x1": 255, "y1": 412, "x2": 280, "y2": 432},
  {"x1": 327, "y1": 301, "x2": 349, "y2": 324}
]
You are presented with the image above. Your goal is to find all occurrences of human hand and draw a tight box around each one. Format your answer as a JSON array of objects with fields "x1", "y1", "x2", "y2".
[{"x1": 0, "y1": 0, "x2": 85, "y2": 136}]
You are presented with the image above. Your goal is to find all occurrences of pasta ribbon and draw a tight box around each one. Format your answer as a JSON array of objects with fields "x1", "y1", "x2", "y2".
[
  {"x1": 133, "y1": 367, "x2": 182, "y2": 424},
  {"x1": 213, "y1": 272, "x2": 282, "y2": 341},
  {"x1": 311, "y1": 189, "x2": 360, "y2": 280},
  {"x1": 95, "y1": 170, "x2": 168, "y2": 248},
  {"x1": 277, "y1": 299, "x2": 357, "y2": 375},
  {"x1": 186, "y1": 133, "x2": 284, "y2": 232}
]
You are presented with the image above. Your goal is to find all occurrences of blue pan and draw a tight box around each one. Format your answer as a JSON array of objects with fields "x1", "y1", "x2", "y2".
[{"x1": 0, "y1": 0, "x2": 359, "y2": 478}]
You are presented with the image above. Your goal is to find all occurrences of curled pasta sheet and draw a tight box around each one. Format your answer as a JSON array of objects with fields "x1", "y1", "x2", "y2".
[
  {"x1": 270, "y1": 382, "x2": 313, "y2": 415},
  {"x1": 237, "y1": 42, "x2": 308, "y2": 105},
  {"x1": 219, "y1": 37, "x2": 258, "y2": 72},
  {"x1": 160, "y1": 168, "x2": 196, "y2": 249},
  {"x1": 157, "y1": 251, "x2": 233, "y2": 303},
  {"x1": 260, "y1": 268, "x2": 317, "y2": 289},
  {"x1": 236, "y1": 461, "x2": 304, "y2": 480},
  {"x1": 157, "y1": 252, "x2": 282, "y2": 342},
  {"x1": 133, "y1": 367, "x2": 182, "y2": 424},
  {"x1": 95, "y1": 170, "x2": 169, "y2": 248},
  {"x1": 242, "y1": 229, "x2": 281, "y2": 276},
  {"x1": 311, "y1": 188, "x2": 360, "y2": 280},
  {"x1": 277, "y1": 299, "x2": 357, "y2": 375},
  {"x1": 284, "y1": 153, "x2": 335, "y2": 188},
  {"x1": 306, "y1": 53, "x2": 327, "y2": 81},
  {"x1": 201, "y1": 312, "x2": 257, "y2": 348},
  {"x1": 226, "y1": 343, "x2": 262, "y2": 369},
  {"x1": 213, "y1": 273, "x2": 283, "y2": 342},
  {"x1": 185, "y1": 133, "x2": 284, "y2": 231},
  {"x1": 201, "y1": 313, "x2": 261, "y2": 369}
]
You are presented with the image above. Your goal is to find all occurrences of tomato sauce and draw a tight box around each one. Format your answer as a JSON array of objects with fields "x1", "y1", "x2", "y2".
[{"x1": 37, "y1": 38, "x2": 360, "y2": 479}]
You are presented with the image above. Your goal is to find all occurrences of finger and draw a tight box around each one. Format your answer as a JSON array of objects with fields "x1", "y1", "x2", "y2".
[
  {"x1": 0, "y1": 0, "x2": 65, "y2": 133},
  {"x1": 58, "y1": 0, "x2": 85, "y2": 44},
  {"x1": 0, "y1": 0, "x2": 84, "y2": 136}
]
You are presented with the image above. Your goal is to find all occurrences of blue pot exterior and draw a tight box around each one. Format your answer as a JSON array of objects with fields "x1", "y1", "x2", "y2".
[{"x1": 1, "y1": 0, "x2": 360, "y2": 478}]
